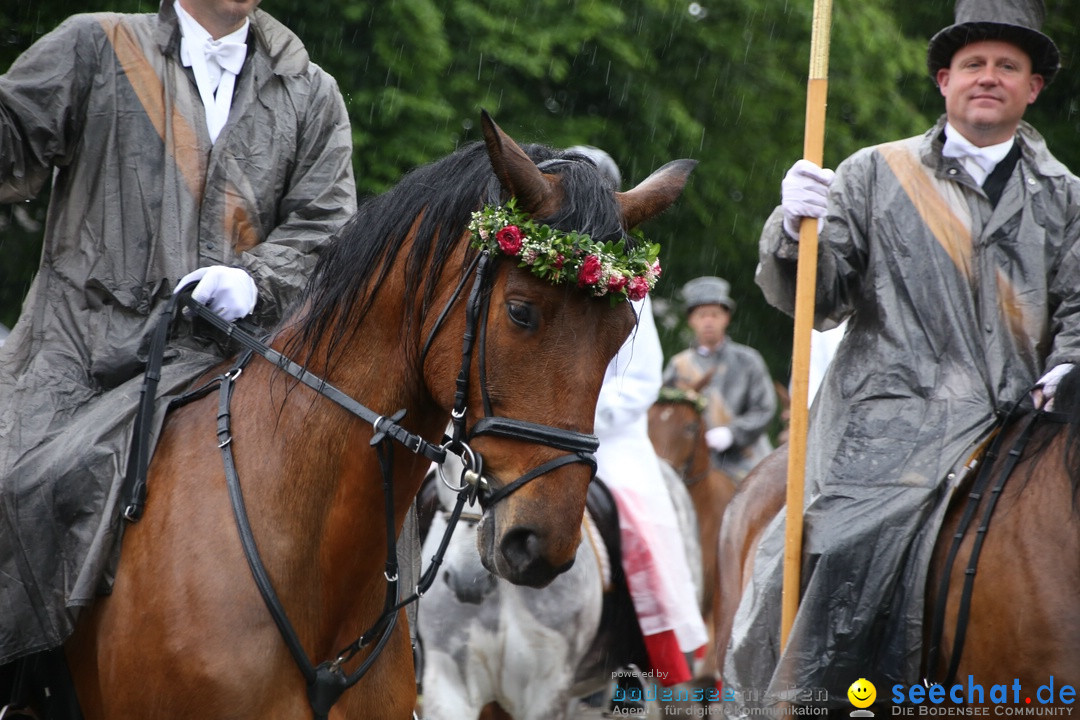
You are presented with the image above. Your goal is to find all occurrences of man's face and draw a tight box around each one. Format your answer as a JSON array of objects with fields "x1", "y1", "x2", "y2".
[
  {"x1": 687, "y1": 304, "x2": 731, "y2": 349},
  {"x1": 936, "y1": 39, "x2": 1045, "y2": 146},
  {"x1": 180, "y1": 0, "x2": 261, "y2": 36}
]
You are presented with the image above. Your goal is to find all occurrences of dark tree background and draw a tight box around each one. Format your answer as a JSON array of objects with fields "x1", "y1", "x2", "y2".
[{"x1": 3, "y1": 0, "x2": 1078, "y2": 401}]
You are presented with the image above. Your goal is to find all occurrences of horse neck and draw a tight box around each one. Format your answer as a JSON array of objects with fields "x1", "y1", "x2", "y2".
[{"x1": 229, "y1": 292, "x2": 446, "y2": 650}]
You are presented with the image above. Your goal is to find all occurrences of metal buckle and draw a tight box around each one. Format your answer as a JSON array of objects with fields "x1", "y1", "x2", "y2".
[{"x1": 436, "y1": 440, "x2": 485, "y2": 494}]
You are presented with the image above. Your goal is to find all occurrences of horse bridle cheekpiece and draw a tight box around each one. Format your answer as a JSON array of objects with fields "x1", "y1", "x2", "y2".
[{"x1": 122, "y1": 238, "x2": 603, "y2": 719}]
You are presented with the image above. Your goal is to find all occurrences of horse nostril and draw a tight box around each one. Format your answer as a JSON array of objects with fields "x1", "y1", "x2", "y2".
[
  {"x1": 500, "y1": 526, "x2": 540, "y2": 567},
  {"x1": 499, "y1": 526, "x2": 551, "y2": 582}
]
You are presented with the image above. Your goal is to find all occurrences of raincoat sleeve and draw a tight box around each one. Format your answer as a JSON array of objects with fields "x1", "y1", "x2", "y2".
[
  {"x1": 0, "y1": 16, "x2": 94, "y2": 202},
  {"x1": 236, "y1": 68, "x2": 357, "y2": 326},
  {"x1": 1044, "y1": 183, "x2": 1080, "y2": 370},
  {"x1": 756, "y1": 150, "x2": 873, "y2": 332},
  {"x1": 727, "y1": 350, "x2": 776, "y2": 449},
  {"x1": 594, "y1": 297, "x2": 663, "y2": 434}
]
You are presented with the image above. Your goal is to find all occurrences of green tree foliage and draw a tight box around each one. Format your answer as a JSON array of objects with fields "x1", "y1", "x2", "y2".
[{"x1": 3, "y1": 0, "x2": 1078, "y2": 392}]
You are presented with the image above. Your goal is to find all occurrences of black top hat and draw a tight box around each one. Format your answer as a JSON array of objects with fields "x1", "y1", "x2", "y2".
[{"x1": 927, "y1": 0, "x2": 1059, "y2": 83}]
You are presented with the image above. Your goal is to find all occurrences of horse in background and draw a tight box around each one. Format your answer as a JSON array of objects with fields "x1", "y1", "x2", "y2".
[
  {"x1": 29, "y1": 113, "x2": 696, "y2": 720},
  {"x1": 416, "y1": 454, "x2": 698, "y2": 719},
  {"x1": 715, "y1": 368, "x2": 1080, "y2": 694},
  {"x1": 646, "y1": 384, "x2": 736, "y2": 685}
]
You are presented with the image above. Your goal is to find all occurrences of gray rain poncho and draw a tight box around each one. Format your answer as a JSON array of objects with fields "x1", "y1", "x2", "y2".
[
  {"x1": 0, "y1": 1, "x2": 356, "y2": 663},
  {"x1": 723, "y1": 117, "x2": 1080, "y2": 707}
]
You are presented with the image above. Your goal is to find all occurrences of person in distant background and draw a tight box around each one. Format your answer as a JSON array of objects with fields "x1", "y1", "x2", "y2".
[
  {"x1": 663, "y1": 276, "x2": 776, "y2": 481},
  {"x1": 0, "y1": 0, "x2": 356, "y2": 664}
]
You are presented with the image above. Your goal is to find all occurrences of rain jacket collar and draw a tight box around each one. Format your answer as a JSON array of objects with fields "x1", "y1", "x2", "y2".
[
  {"x1": 155, "y1": 0, "x2": 310, "y2": 78},
  {"x1": 921, "y1": 114, "x2": 1071, "y2": 180}
]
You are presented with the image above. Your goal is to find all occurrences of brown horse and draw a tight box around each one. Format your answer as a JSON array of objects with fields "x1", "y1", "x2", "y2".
[
  {"x1": 56, "y1": 113, "x2": 695, "y2": 720},
  {"x1": 647, "y1": 385, "x2": 736, "y2": 684},
  {"x1": 715, "y1": 372, "x2": 1080, "y2": 695},
  {"x1": 924, "y1": 381, "x2": 1080, "y2": 690}
]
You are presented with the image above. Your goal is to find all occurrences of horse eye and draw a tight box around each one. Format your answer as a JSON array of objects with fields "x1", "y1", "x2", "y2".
[{"x1": 506, "y1": 301, "x2": 538, "y2": 329}]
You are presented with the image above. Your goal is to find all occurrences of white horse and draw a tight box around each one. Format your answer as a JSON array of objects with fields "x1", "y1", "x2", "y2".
[{"x1": 416, "y1": 454, "x2": 701, "y2": 720}]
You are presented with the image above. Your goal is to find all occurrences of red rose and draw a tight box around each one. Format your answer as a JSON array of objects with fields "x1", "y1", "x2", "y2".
[
  {"x1": 495, "y1": 225, "x2": 524, "y2": 255},
  {"x1": 627, "y1": 276, "x2": 650, "y2": 301},
  {"x1": 577, "y1": 255, "x2": 603, "y2": 287},
  {"x1": 607, "y1": 275, "x2": 629, "y2": 294},
  {"x1": 553, "y1": 253, "x2": 565, "y2": 269}
]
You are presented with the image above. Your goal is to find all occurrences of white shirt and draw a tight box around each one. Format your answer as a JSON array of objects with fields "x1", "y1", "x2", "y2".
[
  {"x1": 174, "y1": 0, "x2": 249, "y2": 143},
  {"x1": 942, "y1": 122, "x2": 1015, "y2": 186}
]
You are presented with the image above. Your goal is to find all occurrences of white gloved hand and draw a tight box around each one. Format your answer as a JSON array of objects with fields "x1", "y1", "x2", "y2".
[
  {"x1": 781, "y1": 159, "x2": 836, "y2": 239},
  {"x1": 1031, "y1": 363, "x2": 1075, "y2": 411},
  {"x1": 174, "y1": 266, "x2": 258, "y2": 322},
  {"x1": 705, "y1": 425, "x2": 734, "y2": 453}
]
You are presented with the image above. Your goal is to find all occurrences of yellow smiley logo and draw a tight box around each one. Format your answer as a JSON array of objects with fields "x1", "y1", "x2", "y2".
[{"x1": 848, "y1": 678, "x2": 876, "y2": 709}]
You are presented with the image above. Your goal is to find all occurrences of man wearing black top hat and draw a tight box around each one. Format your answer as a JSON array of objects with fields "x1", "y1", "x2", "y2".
[{"x1": 725, "y1": 0, "x2": 1080, "y2": 707}]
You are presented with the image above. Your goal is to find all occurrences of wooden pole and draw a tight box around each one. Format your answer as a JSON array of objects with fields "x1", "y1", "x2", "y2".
[{"x1": 781, "y1": 0, "x2": 833, "y2": 649}]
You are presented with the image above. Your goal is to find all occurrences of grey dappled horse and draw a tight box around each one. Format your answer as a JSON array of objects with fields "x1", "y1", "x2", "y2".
[{"x1": 416, "y1": 453, "x2": 701, "y2": 720}]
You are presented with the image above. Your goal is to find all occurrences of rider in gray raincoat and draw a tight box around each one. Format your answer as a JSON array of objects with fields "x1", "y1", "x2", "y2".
[
  {"x1": 0, "y1": 0, "x2": 356, "y2": 664},
  {"x1": 724, "y1": 0, "x2": 1080, "y2": 707}
]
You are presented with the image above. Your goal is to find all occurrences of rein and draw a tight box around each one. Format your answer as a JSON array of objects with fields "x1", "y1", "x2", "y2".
[
  {"x1": 924, "y1": 403, "x2": 1064, "y2": 685},
  {"x1": 121, "y1": 247, "x2": 602, "y2": 718}
]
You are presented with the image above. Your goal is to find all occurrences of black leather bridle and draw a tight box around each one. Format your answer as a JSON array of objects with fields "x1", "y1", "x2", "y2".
[{"x1": 121, "y1": 248, "x2": 601, "y2": 719}]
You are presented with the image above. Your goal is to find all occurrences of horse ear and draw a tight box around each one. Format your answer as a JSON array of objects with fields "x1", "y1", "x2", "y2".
[
  {"x1": 691, "y1": 368, "x2": 714, "y2": 394},
  {"x1": 480, "y1": 110, "x2": 557, "y2": 216},
  {"x1": 616, "y1": 159, "x2": 697, "y2": 230}
]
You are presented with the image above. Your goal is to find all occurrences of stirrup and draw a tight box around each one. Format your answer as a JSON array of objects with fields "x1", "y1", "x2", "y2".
[{"x1": 0, "y1": 704, "x2": 40, "y2": 720}]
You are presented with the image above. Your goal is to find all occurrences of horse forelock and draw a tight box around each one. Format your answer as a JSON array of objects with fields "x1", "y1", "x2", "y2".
[{"x1": 282, "y1": 141, "x2": 634, "y2": 372}]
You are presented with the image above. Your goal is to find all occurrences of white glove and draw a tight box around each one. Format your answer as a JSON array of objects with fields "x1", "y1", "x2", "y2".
[
  {"x1": 781, "y1": 159, "x2": 835, "y2": 239},
  {"x1": 174, "y1": 266, "x2": 257, "y2": 322},
  {"x1": 705, "y1": 426, "x2": 734, "y2": 453},
  {"x1": 1031, "y1": 363, "x2": 1074, "y2": 410}
]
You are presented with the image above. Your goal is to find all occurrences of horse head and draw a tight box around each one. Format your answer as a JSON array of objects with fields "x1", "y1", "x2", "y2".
[
  {"x1": 419, "y1": 113, "x2": 695, "y2": 586},
  {"x1": 285, "y1": 112, "x2": 692, "y2": 590},
  {"x1": 649, "y1": 379, "x2": 711, "y2": 485}
]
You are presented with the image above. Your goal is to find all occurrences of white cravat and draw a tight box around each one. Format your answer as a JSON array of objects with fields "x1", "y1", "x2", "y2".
[
  {"x1": 942, "y1": 123, "x2": 1015, "y2": 186},
  {"x1": 175, "y1": 0, "x2": 249, "y2": 144}
]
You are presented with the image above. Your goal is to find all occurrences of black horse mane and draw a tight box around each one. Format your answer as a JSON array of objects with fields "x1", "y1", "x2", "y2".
[{"x1": 282, "y1": 141, "x2": 633, "y2": 370}]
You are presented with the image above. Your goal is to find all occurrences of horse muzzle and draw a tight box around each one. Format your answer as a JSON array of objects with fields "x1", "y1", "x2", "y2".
[{"x1": 477, "y1": 511, "x2": 577, "y2": 588}]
